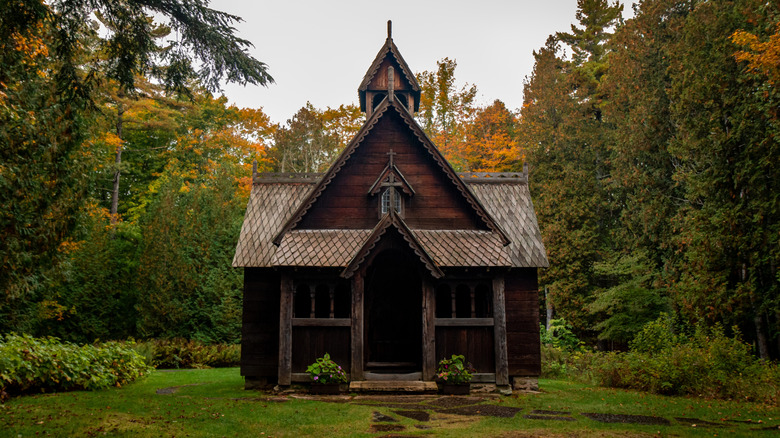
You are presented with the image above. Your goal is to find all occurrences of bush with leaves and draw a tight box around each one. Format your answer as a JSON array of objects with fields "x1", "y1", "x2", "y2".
[
  {"x1": 0, "y1": 334, "x2": 151, "y2": 398},
  {"x1": 540, "y1": 318, "x2": 592, "y2": 379},
  {"x1": 133, "y1": 338, "x2": 240, "y2": 369},
  {"x1": 436, "y1": 354, "x2": 476, "y2": 385},
  {"x1": 591, "y1": 316, "x2": 780, "y2": 403},
  {"x1": 306, "y1": 353, "x2": 348, "y2": 384}
]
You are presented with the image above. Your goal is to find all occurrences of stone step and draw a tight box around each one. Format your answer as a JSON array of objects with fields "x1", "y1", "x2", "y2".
[{"x1": 349, "y1": 380, "x2": 438, "y2": 393}]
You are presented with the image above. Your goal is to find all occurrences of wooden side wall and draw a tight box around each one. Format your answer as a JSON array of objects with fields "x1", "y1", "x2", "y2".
[
  {"x1": 505, "y1": 268, "x2": 541, "y2": 377},
  {"x1": 435, "y1": 326, "x2": 495, "y2": 373},
  {"x1": 241, "y1": 268, "x2": 280, "y2": 379},
  {"x1": 297, "y1": 111, "x2": 486, "y2": 230},
  {"x1": 291, "y1": 327, "x2": 351, "y2": 373}
]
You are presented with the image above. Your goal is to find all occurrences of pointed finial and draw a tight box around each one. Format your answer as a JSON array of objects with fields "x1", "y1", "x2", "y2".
[
  {"x1": 252, "y1": 159, "x2": 258, "y2": 179},
  {"x1": 387, "y1": 20, "x2": 392, "y2": 39}
]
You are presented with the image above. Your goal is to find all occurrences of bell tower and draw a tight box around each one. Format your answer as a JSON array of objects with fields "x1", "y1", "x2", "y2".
[{"x1": 358, "y1": 21, "x2": 421, "y2": 117}]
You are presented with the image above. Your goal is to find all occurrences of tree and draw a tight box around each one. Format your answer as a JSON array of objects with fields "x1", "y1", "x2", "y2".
[
  {"x1": 664, "y1": 0, "x2": 779, "y2": 358},
  {"x1": 1, "y1": 0, "x2": 275, "y2": 332},
  {"x1": 462, "y1": 100, "x2": 523, "y2": 172},
  {"x1": 416, "y1": 58, "x2": 477, "y2": 170},
  {"x1": 268, "y1": 103, "x2": 362, "y2": 173},
  {"x1": 521, "y1": 1, "x2": 623, "y2": 334}
]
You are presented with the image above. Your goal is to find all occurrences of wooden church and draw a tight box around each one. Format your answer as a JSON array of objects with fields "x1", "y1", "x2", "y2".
[{"x1": 233, "y1": 23, "x2": 548, "y2": 392}]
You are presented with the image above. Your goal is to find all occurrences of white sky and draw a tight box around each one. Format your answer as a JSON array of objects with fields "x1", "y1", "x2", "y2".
[{"x1": 215, "y1": 0, "x2": 632, "y2": 124}]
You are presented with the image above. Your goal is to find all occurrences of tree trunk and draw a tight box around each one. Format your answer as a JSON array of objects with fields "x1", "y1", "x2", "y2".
[
  {"x1": 752, "y1": 296, "x2": 769, "y2": 360},
  {"x1": 110, "y1": 103, "x2": 124, "y2": 225}
]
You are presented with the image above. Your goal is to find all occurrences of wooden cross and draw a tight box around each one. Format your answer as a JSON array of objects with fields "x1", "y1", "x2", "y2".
[{"x1": 386, "y1": 149, "x2": 396, "y2": 166}]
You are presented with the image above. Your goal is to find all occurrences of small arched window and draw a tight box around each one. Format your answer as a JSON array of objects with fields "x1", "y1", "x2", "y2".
[{"x1": 380, "y1": 188, "x2": 402, "y2": 215}]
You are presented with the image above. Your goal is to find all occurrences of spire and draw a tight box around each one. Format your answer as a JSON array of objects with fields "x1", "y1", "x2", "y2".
[{"x1": 358, "y1": 21, "x2": 420, "y2": 115}]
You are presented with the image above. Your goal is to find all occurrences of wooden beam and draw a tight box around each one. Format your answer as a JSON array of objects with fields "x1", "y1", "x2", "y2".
[
  {"x1": 434, "y1": 318, "x2": 494, "y2": 327},
  {"x1": 278, "y1": 273, "x2": 294, "y2": 386},
  {"x1": 350, "y1": 271, "x2": 364, "y2": 381},
  {"x1": 292, "y1": 318, "x2": 351, "y2": 327},
  {"x1": 422, "y1": 278, "x2": 436, "y2": 380},
  {"x1": 493, "y1": 275, "x2": 509, "y2": 386}
]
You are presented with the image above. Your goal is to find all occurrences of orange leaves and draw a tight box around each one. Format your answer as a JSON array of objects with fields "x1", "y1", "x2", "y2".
[{"x1": 732, "y1": 23, "x2": 780, "y2": 84}]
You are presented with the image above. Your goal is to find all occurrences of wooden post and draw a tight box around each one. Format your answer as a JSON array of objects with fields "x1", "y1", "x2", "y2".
[
  {"x1": 492, "y1": 275, "x2": 509, "y2": 386},
  {"x1": 470, "y1": 286, "x2": 476, "y2": 318},
  {"x1": 351, "y1": 271, "x2": 364, "y2": 381},
  {"x1": 329, "y1": 285, "x2": 335, "y2": 319},
  {"x1": 422, "y1": 278, "x2": 436, "y2": 380},
  {"x1": 309, "y1": 286, "x2": 315, "y2": 318},
  {"x1": 278, "y1": 273, "x2": 294, "y2": 386},
  {"x1": 450, "y1": 289, "x2": 457, "y2": 318}
]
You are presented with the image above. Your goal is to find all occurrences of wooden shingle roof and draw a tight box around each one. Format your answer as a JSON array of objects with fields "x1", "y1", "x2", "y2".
[{"x1": 232, "y1": 172, "x2": 548, "y2": 269}]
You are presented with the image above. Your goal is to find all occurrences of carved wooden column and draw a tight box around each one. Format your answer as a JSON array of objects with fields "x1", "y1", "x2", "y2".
[
  {"x1": 493, "y1": 275, "x2": 509, "y2": 386},
  {"x1": 350, "y1": 271, "x2": 364, "y2": 381},
  {"x1": 422, "y1": 278, "x2": 436, "y2": 380},
  {"x1": 278, "y1": 272, "x2": 294, "y2": 386}
]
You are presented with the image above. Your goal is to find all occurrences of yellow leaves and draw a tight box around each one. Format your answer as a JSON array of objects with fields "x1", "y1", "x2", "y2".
[{"x1": 732, "y1": 23, "x2": 780, "y2": 84}]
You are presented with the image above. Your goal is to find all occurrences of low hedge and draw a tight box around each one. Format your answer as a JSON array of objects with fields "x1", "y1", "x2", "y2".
[
  {"x1": 0, "y1": 334, "x2": 152, "y2": 399},
  {"x1": 541, "y1": 317, "x2": 780, "y2": 404},
  {"x1": 133, "y1": 338, "x2": 240, "y2": 369}
]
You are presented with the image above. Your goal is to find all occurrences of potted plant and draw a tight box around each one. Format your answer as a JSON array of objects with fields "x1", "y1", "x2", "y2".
[
  {"x1": 306, "y1": 353, "x2": 348, "y2": 394},
  {"x1": 436, "y1": 354, "x2": 476, "y2": 395}
]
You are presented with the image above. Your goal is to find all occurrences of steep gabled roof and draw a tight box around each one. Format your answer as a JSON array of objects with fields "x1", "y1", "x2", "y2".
[
  {"x1": 368, "y1": 163, "x2": 415, "y2": 196},
  {"x1": 341, "y1": 208, "x2": 443, "y2": 279},
  {"x1": 232, "y1": 173, "x2": 547, "y2": 269},
  {"x1": 272, "y1": 96, "x2": 510, "y2": 246},
  {"x1": 358, "y1": 32, "x2": 420, "y2": 112}
]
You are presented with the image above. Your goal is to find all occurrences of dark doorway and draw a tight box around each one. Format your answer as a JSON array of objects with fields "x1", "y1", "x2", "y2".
[{"x1": 364, "y1": 249, "x2": 422, "y2": 372}]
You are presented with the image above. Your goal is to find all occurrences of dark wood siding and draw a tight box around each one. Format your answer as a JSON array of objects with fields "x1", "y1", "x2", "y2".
[
  {"x1": 291, "y1": 326, "x2": 351, "y2": 373},
  {"x1": 297, "y1": 111, "x2": 486, "y2": 230},
  {"x1": 241, "y1": 268, "x2": 280, "y2": 378},
  {"x1": 368, "y1": 58, "x2": 410, "y2": 91},
  {"x1": 505, "y1": 268, "x2": 541, "y2": 377},
  {"x1": 434, "y1": 326, "x2": 495, "y2": 374}
]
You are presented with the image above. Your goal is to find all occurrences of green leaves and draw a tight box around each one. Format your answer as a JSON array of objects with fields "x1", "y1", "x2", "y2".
[
  {"x1": 306, "y1": 353, "x2": 348, "y2": 384},
  {"x1": 0, "y1": 333, "x2": 152, "y2": 396}
]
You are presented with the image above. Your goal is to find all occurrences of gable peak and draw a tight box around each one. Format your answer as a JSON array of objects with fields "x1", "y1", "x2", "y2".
[{"x1": 359, "y1": 21, "x2": 420, "y2": 116}]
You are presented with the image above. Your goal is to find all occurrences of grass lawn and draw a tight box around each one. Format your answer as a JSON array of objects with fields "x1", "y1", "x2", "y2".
[{"x1": 1, "y1": 368, "x2": 777, "y2": 437}]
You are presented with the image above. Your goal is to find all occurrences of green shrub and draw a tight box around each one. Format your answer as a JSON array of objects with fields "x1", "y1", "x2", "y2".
[
  {"x1": 589, "y1": 317, "x2": 780, "y2": 403},
  {"x1": 540, "y1": 318, "x2": 584, "y2": 352},
  {"x1": 0, "y1": 333, "x2": 151, "y2": 398},
  {"x1": 133, "y1": 338, "x2": 240, "y2": 369}
]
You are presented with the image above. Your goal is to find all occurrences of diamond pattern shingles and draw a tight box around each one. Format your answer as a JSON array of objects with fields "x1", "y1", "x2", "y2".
[
  {"x1": 272, "y1": 230, "x2": 372, "y2": 267},
  {"x1": 232, "y1": 183, "x2": 315, "y2": 267},
  {"x1": 414, "y1": 230, "x2": 510, "y2": 267},
  {"x1": 467, "y1": 182, "x2": 549, "y2": 268}
]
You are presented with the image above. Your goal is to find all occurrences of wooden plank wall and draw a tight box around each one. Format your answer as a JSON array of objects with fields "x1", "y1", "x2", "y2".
[
  {"x1": 434, "y1": 326, "x2": 495, "y2": 373},
  {"x1": 241, "y1": 268, "x2": 280, "y2": 378},
  {"x1": 297, "y1": 112, "x2": 486, "y2": 231},
  {"x1": 291, "y1": 327, "x2": 351, "y2": 373},
  {"x1": 505, "y1": 268, "x2": 541, "y2": 376}
]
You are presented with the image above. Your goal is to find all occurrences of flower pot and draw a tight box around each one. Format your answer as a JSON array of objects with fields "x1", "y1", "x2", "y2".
[
  {"x1": 440, "y1": 383, "x2": 470, "y2": 395},
  {"x1": 310, "y1": 383, "x2": 341, "y2": 395}
]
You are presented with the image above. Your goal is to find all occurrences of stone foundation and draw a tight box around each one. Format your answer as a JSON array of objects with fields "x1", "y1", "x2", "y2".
[{"x1": 512, "y1": 377, "x2": 539, "y2": 392}]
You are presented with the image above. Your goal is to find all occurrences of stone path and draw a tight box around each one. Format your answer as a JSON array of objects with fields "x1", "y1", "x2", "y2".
[{"x1": 155, "y1": 387, "x2": 780, "y2": 433}]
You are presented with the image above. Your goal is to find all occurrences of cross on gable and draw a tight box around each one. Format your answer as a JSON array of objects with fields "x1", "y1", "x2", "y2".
[{"x1": 386, "y1": 149, "x2": 396, "y2": 167}]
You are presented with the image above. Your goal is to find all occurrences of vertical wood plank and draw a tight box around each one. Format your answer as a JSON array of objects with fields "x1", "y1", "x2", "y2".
[
  {"x1": 278, "y1": 273, "x2": 294, "y2": 386},
  {"x1": 350, "y1": 271, "x2": 364, "y2": 381},
  {"x1": 493, "y1": 275, "x2": 509, "y2": 386},
  {"x1": 422, "y1": 278, "x2": 436, "y2": 380}
]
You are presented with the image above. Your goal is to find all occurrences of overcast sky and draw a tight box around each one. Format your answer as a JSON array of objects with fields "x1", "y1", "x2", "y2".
[{"x1": 215, "y1": 0, "x2": 631, "y2": 123}]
